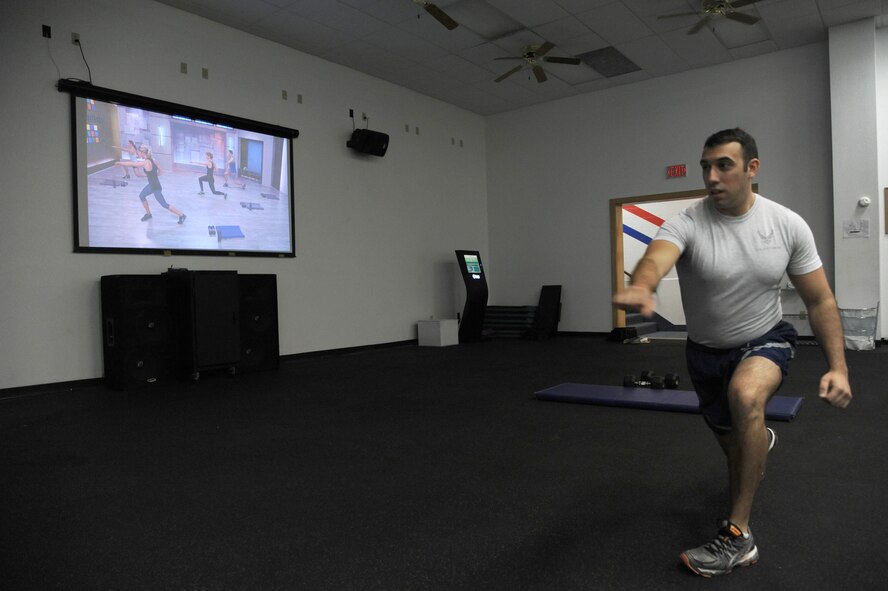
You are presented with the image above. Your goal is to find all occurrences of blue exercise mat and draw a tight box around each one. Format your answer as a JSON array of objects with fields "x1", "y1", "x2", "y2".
[{"x1": 535, "y1": 383, "x2": 804, "y2": 421}]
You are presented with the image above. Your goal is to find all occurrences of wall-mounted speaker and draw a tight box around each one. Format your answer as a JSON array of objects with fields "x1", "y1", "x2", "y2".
[{"x1": 347, "y1": 129, "x2": 389, "y2": 157}]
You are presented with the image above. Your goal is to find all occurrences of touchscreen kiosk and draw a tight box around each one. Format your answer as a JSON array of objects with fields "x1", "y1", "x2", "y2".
[{"x1": 455, "y1": 250, "x2": 488, "y2": 343}]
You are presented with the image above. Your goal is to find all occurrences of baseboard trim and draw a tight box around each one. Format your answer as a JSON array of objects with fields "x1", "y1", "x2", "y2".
[
  {"x1": 280, "y1": 339, "x2": 418, "y2": 362},
  {"x1": 0, "y1": 378, "x2": 103, "y2": 401}
]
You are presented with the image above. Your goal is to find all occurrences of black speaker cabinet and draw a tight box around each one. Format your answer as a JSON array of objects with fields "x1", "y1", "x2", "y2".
[
  {"x1": 237, "y1": 274, "x2": 280, "y2": 373},
  {"x1": 165, "y1": 270, "x2": 240, "y2": 379},
  {"x1": 347, "y1": 129, "x2": 389, "y2": 157},
  {"x1": 100, "y1": 275, "x2": 177, "y2": 390},
  {"x1": 528, "y1": 284, "x2": 562, "y2": 340}
]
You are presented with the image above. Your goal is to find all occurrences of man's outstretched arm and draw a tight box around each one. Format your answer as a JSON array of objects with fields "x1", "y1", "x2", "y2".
[{"x1": 613, "y1": 240, "x2": 681, "y2": 318}]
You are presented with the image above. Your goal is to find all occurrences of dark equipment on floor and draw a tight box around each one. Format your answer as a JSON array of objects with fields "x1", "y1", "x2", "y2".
[
  {"x1": 536, "y1": 383, "x2": 804, "y2": 421},
  {"x1": 623, "y1": 370, "x2": 680, "y2": 389}
]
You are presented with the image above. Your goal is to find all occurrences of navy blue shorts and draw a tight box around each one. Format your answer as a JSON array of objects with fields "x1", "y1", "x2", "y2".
[{"x1": 685, "y1": 321, "x2": 797, "y2": 433}]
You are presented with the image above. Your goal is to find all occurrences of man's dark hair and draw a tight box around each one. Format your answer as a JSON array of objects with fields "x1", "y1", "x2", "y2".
[{"x1": 704, "y1": 128, "x2": 759, "y2": 169}]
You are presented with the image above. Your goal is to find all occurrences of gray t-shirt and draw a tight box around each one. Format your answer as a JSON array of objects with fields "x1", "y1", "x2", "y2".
[{"x1": 654, "y1": 194, "x2": 822, "y2": 348}]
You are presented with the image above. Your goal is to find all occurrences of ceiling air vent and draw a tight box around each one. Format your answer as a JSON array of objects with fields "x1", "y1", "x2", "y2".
[{"x1": 578, "y1": 46, "x2": 641, "y2": 78}]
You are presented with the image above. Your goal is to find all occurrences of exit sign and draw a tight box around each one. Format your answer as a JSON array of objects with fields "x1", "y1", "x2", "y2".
[{"x1": 666, "y1": 164, "x2": 687, "y2": 178}]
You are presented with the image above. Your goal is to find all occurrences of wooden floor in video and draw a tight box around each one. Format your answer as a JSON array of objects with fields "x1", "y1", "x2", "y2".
[{"x1": 84, "y1": 165, "x2": 290, "y2": 252}]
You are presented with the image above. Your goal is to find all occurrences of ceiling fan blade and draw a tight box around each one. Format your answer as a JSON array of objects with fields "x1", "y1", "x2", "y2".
[
  {"x1": 658, "y1": 11, "x2": 703, "y2": 19},
  {"x1": 544, "y1": 56, "x2": 581, "y2": 65},
  {"x1": 729, "y1": 0, "x2": 759, "y2": 8},
  {"x1": 687, "y1": 16, "x2": 711, "y2": 35},
  {"x1": 423, "y1": 3, "x2": 459, "y2": 30},
  {"x1": 495, "y1": 65, "x2": 524, "y2": 83},
  {"x1": 725, "y1": 11, "x2": 760, "y2": 25},
  {"x1": 494, "y1": 56, "x2": 524, "y2": 61},
  {"x1": 532, "y1": 65, "x2": 547, "y2": 83},
  {"x1": 536, "y1": 41, "x2": 555, "y2": 57}
]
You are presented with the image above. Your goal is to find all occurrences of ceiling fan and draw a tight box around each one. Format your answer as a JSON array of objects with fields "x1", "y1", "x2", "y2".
[
  {"x1": 412, "y1": 0, "x2": 458, "y2": 30},
  {"x1": 658, "y1": 0, "x2": 760, "y2": 35},
  {"x1": 493, "y1": 42, "x2": 582, "y2": 83}
]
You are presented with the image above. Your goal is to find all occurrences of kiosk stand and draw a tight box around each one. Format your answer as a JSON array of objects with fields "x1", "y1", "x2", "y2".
[{"x1": 455, "y1": 250, "x2": 488, "y2": 343}]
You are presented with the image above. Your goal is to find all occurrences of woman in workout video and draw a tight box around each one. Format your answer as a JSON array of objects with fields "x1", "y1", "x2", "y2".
[
  {"x1": 196, "y1": 152, "x2": 227, "y2": 197},
  {"x1": 224, "y1": 149, "x2": 246, "y2": 189},
  {"x1": 115, "y1": 146, "x2": 186, "y2": 224}
]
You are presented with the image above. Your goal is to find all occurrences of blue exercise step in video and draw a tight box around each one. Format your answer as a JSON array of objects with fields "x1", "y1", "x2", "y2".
[{"x1": 214, "y1": 225, "x2": 245, "y2": 242}]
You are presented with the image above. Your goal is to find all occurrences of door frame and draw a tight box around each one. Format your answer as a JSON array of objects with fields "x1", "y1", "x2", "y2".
[{"x1": 609, "y1": 185, "x2": 757, "y2": 328}]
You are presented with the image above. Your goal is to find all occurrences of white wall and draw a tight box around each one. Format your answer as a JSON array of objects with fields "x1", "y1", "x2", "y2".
[
  {"x1": 0, "y1": 0, "x2": 488, "y2": 390},
  {"x1": 486, "y1": 43, "x2": 834, "y2": 332}
]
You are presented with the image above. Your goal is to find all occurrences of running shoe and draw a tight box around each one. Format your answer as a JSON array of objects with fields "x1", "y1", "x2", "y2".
[{"x1": 680, "y1": 521, "x2": 758, "y2": 577}]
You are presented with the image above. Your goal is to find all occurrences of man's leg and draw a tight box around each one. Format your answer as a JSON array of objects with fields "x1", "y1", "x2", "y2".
[{"x1": 720, "y1": 355, "x2": 782, "y2": 533}]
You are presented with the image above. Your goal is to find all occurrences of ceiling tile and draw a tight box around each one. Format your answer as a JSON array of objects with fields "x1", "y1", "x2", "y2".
[
  {"x1": 363, "y1": 24, "x2": 450, "y2": 62},
  {"x1": 491, "y1": 28, "x2": 549, "y2": 53},
  {"x1": 291, "y1": 0, "x2": 389, "y2": 37},
  {"x1": 396, "y1": 10, "x2": 488, "y2": 51},
  {"x1": 446, "y1": 0, "x2": 524, "y2": 39},
  {"x1": 547, "y1": 63, "x2": 605, "y2": 85},
  {"x1": 485, "y1": 0, "x2": 570, "y2": 28},
  {"x1": 617, "y1": 35, "x2": 689, "y2": 77},
  {"x1": 248, "y1": 8, "x2": 354, "y2": 52},
  {"x1": 459, "y1": 42, "x2": 514, "y2": 65},
  {"x1": 660, "y1": 26, "x2": 733, "y2": 68},
  {"x1": 531, "y1": 16, "x2": 594, "y2": 45},
  {"x1": 424, "y1": 54, "x2": 495, "y2": 83},
  {"x1": 575, "y1": 1, "x2": 655, "y2": 45},
  {"x1": 729, "y1": 39, "x2": 782, "y2": 59},
  {"x1": 712, "y1": 14, "x2": 771, "y2": 49},
  {"x1": 552, "y1": 0, "x2": 616, "y2": 12},
  {"x1": 621, "y1": 0, "x2": 692, "y2": 17},
  {"x1": 552, "y1": 30, "x2": 610, "y2": 57},
  {"x1": 158, "y1": 0, "x2": 281, "y2": 28}
]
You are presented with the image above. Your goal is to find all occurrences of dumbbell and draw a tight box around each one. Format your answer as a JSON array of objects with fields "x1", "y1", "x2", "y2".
[
  {"x1": 623, "y1": 370, "x2": 659, "y2": 388},
  {"x1": 663, "y1": 373, "x2": 680, "y2": 389},
  {"x1": 622, "y1": 371, "x2": 680, "y2": 390}
]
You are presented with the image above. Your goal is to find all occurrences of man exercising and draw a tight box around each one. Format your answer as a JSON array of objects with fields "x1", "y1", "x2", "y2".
[{"x1": 613, "y1": 128, "x2": 851, "y2": 577}]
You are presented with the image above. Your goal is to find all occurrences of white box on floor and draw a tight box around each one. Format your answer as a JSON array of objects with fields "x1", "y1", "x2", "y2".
[{"x1": 418, "y1": 319, "x2": 459, "y2": 347}]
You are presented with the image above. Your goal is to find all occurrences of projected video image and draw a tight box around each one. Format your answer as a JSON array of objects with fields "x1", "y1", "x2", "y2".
[{"x1": 74, "y1": 95, "x2": 294, "y2": 256}]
